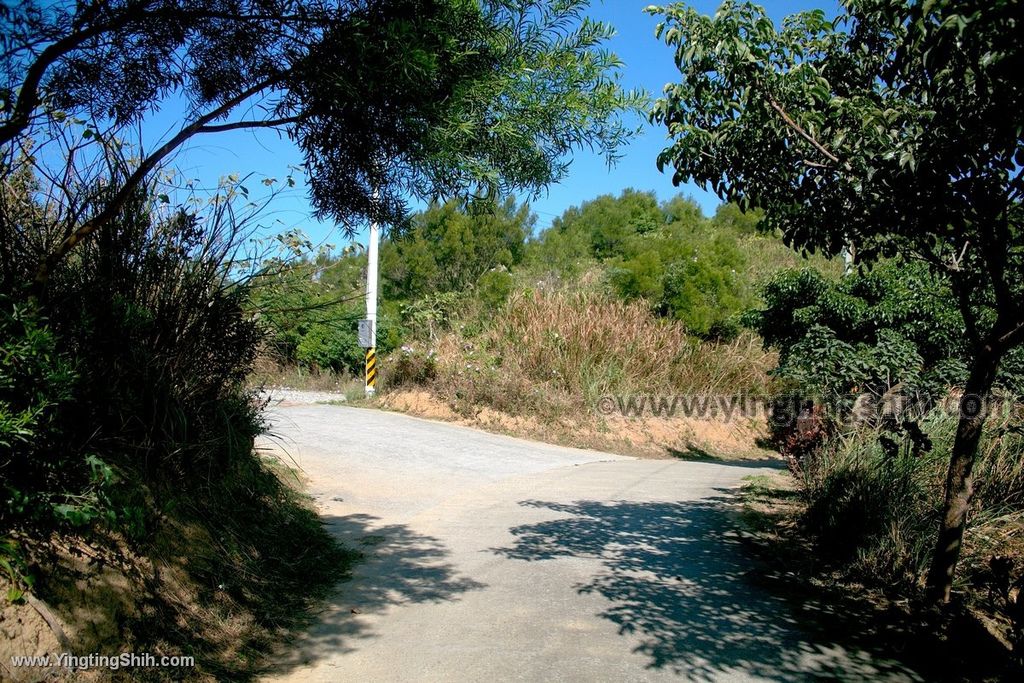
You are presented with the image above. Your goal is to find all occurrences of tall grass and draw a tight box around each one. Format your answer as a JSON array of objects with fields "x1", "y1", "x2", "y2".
[
  {"x1": 800, "y1": 410, "x2": 1024, "y2": 593},
  {"x1": 494, "y1": 291, "x2": 775, "y2": 399},
  {"x1": 386, "y1": 290, "x2": 776, "y2": 417},
  {"x1": 1, "y1": 170, "x2": 352, "y2": 676}
]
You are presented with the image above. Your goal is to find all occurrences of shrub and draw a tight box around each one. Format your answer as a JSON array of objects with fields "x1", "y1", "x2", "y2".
[
  {"x1": 747, "y1": 261, "x2": 971, "y2": 407},
  {"x1": 385, "y1": 344, "x2": 438, "y2": 387},
  {"x1": 0, "y1": 174, "x2": 349, "y2": 673},
  {"x1": 606, "y1": 249, "x2": 665, "y2": 303},
  {"x1": 400, "y1": 291, "x2": 463, "y2": 340},
  {"x1": 476, "y1": 269, "x2": 515, "y2": 309},
  {"x1": 659, "y1": 235, "x2": 745, "y2": 339},
  {"x1": 381, "y1": 197, "x2": 532, "y2": 299},
  {"x1": 0, "y1": 298, "x2": 82, "y2": 532},
  {"x1": 295, "y1": 322, "x2": 357, "y2": 373},
  {"x1": 800, "y1": 412, "x2": 1024, "y2": 592}
]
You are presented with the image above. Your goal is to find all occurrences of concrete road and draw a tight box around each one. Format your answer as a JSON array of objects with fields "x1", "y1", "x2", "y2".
[{"x1": 259, "y1": 403, "x2": 923, "y2": 682}]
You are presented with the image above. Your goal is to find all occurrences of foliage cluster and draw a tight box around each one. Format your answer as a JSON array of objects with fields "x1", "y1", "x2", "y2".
[
  {"x1": 748, "y1": 261, "x2": 967, "y2": 405},
  {"x1": 649, "y1": 0, "x2": 1024, "y2": 600},
  {"x1": 527, "y1": 190, "x2": 777, "y2": 338},
  {"x1": 0, "y1": 173, "x2": 352, "y2": 673},
  {"x1": 250, "y1": 248, "x2": 400, "y2": 375},
  {"x1": 746, "y1": 261, "x2": 1024, "y2": 461},
  {"x1": 382, "y1": 198, "x2": 531, "y2": 299}
]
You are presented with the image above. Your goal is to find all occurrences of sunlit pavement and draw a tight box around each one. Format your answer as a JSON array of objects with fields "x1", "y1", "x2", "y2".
[{"x1": 258, "y1": 403, "x2": 923, "y2": 683}]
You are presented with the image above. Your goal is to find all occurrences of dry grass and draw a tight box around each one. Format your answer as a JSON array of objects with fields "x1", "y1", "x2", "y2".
[
  {"x1": 738, "y1": 412, "x2": 1024, "y2": 680},
  {"x1": 381, "y1": 290, "x2": 778, "y2": 459},
  {"x1": 799, "y1": 412, "x2": 1024, "y2": 593},
  {"x1": 387, "y1": 290, "x2": 775, "y2": 410},
  {"x1": 249, "y1": 354, "x2": 363, "y2": 393},
  {"x1": 491, "y1": 291, "x2": 775, "y2": 400}
]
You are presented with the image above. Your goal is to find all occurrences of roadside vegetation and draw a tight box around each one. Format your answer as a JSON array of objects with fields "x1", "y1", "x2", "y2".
[
  {"x1": 1, "y1": 0, "x2": 641, "y2": 678},
  {"x1": 251, "y1": 190, "x2": 833, "y2": 456},
  {"x1": 649, "y1": 0, "x2": 1023, "y2": 674},
  {"x1": 2, "y1": 0, "x2": 1022, "y2": 679},
  {"x1": 0, "y1": 173, "x2": 356, "y2": 679}
]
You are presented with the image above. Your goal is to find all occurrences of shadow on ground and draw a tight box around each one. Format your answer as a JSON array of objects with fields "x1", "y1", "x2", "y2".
[
  {"x1": 266, "y1": 513, "x2": 485, "y2": 676},
  {"x1": 493, "y1": 497, "x2": 923, "y2": 682}
]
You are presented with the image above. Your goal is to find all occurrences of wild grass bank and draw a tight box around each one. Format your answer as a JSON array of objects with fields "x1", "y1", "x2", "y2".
[
  {"x1": 742, "y1": 411, "x2": 1024, "y2": 679},
  {"x1": 381, "y1": 289, "x2": 778, "y2": 458},
  {"x1": 1, "y1": 177, "x2": 355, "y2": 681}
]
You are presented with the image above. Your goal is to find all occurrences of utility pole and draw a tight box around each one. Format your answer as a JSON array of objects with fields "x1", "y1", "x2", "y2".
[
  {"x1": 363, "y1": 214, "x2": 380, "y2": 396},
  {"x1": 841, "y1": 243, "x2": 855, "y2": 277}
]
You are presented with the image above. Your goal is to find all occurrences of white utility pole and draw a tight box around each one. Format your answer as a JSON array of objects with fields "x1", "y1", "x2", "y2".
[
  {"x1": 841, "y1": 243, "x2": 855, "y2": 277},
  {"x1": 364, "y1": 214, "x2": 380, "y2": 396}
]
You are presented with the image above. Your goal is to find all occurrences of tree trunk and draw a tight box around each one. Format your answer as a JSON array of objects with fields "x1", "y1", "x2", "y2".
[{"x1": 925, "y1": 345, "x2": 1003, "y2": 604}]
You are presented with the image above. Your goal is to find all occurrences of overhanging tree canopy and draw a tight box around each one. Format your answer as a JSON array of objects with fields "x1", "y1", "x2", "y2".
[
  {"x1": 649, "y1": 0, "x2": 1023, "y2": 603},
  {"x1": 0, "y1": 0, "x2": 645, "y2": 287}
]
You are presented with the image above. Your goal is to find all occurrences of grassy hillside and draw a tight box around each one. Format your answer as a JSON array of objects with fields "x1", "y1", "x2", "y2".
[
  {"x1": 253, "y1": 189, "x2": 839, "y2": 379},
  {"x1": 249, "y1": 190, "x2": 839, "y2": 457}
]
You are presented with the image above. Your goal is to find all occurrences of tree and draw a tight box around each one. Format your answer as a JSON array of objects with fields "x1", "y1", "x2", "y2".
[
  {"x1": 747, "y1": 261, "x2": 972, "y2": 404},
  {"x1": 649, "y1": 0, "x2": 1023, "y2": 602},
  {"x1": 555, "y1": 188, "x2": 664, "y2": 258},
  {"x1": 381, "y1": 196, "x2": 533, "y2": 299},
  {"x1": 0, "y1": 0, "x2": 644, "y2": 293}
]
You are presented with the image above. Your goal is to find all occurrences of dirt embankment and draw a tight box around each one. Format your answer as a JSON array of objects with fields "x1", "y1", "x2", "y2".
[{"x1": 382, "y1": 389, "x2": 776, "y2": 461}]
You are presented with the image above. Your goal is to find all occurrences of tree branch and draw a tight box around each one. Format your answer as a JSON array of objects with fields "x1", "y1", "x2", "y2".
[
  {"x1": 32, "y1": 74, "x2": 284, "y2": 290},
  {"x1": 766, "y1": 95, "x2": 843, "y2": 167},
  {"x1": 0, "y1": 1, "x2": 157, "y2": 148},
  {"x1": 259, "y1": 291, "x2": 365, "y2": 315},
  {"x1": 951, "y1": 274, "x2": 983, "y2": 352},
  {"x1": 197, "y1": 116, "x2": 300, "y2": 134},
  {"x1": 0, "y1": 2, "x2": 320, "y2": 149},
  {"x1": 998, "y1": 318, "x2": 1024, "y2": 349}
]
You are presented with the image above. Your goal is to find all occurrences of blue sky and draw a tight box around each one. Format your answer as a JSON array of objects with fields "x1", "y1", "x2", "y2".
[{"x1": 150, "y1": 0, "x2": 838, "y2": 247}]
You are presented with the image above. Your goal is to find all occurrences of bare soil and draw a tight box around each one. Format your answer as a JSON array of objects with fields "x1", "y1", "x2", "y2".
[{"x1": 382, "y1": 388, "x2": 778, "y2": 461}]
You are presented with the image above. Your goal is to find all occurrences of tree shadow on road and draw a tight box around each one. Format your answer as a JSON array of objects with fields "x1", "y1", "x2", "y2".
[
  {"x1": 265, "y1": 512, "x2": 485, "y2": 676},
  {"x1": 493, "y1": 496, "x2": 923, "y2": 682}
]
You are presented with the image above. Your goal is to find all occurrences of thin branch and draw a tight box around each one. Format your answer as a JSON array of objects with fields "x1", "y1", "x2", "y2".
[
  {"x1": 998, "y1": 318, "x2": 1024, "y2": 349},
  {"x1": 951, "y1": 273, "x2": 983, "y2": 352},
  {"x1": 197, "y1": 116, "x2": 300, "y2": 134},
  {"x1": 258, "y1": 291, "x2": 365, "y2": 315},
  {"x1": 0, "y1": 2, "x2": 323, "y2": 149},
  {"x1": 32, "y1": 74, "x2": 284, "y2": 290},
  {"x1": 766, "y1": 95, "x2": 843, "y2": 167},
  {"x1": 0, "y1": 16, "x2": 123, "y2": 147}
]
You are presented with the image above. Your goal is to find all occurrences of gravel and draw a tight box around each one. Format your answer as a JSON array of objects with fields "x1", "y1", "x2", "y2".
[{"x1": 260, "y1": 388, "x2": 348, "y2": 406}]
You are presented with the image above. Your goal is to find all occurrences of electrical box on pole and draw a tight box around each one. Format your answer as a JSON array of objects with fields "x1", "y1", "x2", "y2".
[{"x1": 358, "y1": 319, "x2": 375, "y2": 349}]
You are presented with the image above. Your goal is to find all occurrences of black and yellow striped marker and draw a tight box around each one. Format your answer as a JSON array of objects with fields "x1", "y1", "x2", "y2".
[{"x1": 365, "y1": 347, "x2": 377, "y2": 392}]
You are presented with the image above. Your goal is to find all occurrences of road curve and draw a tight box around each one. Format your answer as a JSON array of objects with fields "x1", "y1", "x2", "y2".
[{"x1": 258, "y1": 403, "x2": 922, "y2": 683}]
